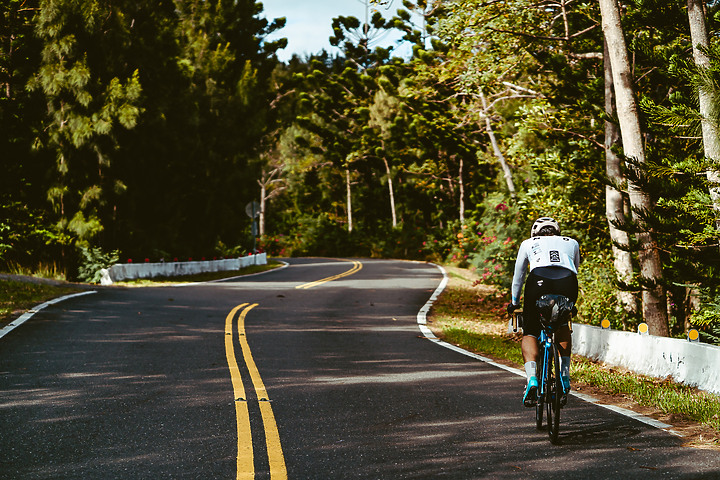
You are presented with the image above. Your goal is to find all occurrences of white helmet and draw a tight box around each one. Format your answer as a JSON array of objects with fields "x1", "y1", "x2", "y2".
[{"x1": 531, "y1": 217, "x2": 560, "y2": 237}]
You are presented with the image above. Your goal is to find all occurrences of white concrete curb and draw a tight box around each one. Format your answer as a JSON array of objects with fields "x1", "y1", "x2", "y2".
[
  {"x1": 572, "y1": 323, "x2": 720, "y2": 395},
  {"x1": 102, "y1": 253, "x2": 267, "y2": 284},
  {"x1": 0, "y1": 290, "x2": 97, "y2": 340}
]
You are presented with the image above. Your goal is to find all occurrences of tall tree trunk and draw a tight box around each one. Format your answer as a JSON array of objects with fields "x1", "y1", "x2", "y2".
[
  {"x1": 479, "y1": 89, "x2": 516, "y2": 198},
  {"x1": 458, "y1": 155, "x2": 465, "y2": 223},
  {"x1": 687, "y1": 0, "x2": 720, "y2": 230},
  {"x1": 383, "y1": 157, "x2": 397, "y2": 227},
  {"x1": 257, "y1": 164, "x2": 286, "y2": 238},
  {"x1": 346, "y1": 168, "x2": 353, "y2": 233},
  {"x1": 599, "y1": 0, "x2": 669, "y2": 336},
  {"x1": 259, "y1": 183, "x2": 266, "y2": 237},
  {"x1": 604, "y1": 39, "x2": 637, "y2": 315}
]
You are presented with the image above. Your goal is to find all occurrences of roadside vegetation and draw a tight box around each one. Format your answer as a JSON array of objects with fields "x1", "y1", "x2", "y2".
[
  {"x1": 0, "y1": 279, "x2": 79, "y2": 325},
  {"x1": 428, "y1": 266, "x2": 720, "y2": 449}
]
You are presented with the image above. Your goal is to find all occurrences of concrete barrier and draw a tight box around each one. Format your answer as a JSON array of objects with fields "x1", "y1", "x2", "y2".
[
  {"x1": 572, "y1": 323, "x2": 720, "y2": 395},
  {"x1": 101, "y1": 253, "x2": 267, "y2": 284}
]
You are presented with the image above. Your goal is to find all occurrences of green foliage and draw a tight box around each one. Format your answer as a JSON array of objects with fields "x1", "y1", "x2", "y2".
[
  {"x1": 214, "y1": 241, "x2": 247, "y2": 259},
  {"x1": 463, "y1": 194, "x2": 523, "y2": 289},
  {"x1": 630, "y1": 31, "x2": 720, "y2": 339},
  {"x1": 0, "y1": 202, "x2": 61, "y2": 270},
  {"x1": 76, "y1": 245, "x2": 118, "y2": 283},
  {"x1": 281, "y1": 213, "x2": 367, "y2": 258},
  {"x1": 690, "y1": 289, "x2": 720, "y2": 344},
  {"x1": 576, "y1": 253, "x2": 636, "y2": 330},
  {"x1": 26, "y1": 0, "x2": 145, "y2": 254}
]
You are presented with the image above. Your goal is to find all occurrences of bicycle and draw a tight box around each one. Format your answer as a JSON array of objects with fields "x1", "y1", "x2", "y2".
[{"x1": 510, "y1": 294, "x2": 574, "y2": 444}]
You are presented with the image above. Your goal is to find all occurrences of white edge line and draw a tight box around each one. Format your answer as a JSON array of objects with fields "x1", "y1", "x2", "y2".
[
  {"x1": 0, "y1": 290, "x2": 97, "y2": 340},
  {"x1": 420, "y1": 263, "x2": 683, "y2": 438}
]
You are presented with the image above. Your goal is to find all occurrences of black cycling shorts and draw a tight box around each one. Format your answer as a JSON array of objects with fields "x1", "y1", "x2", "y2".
[{"x1": 522, "y1": 266, "x2": 578, "y2": 338}]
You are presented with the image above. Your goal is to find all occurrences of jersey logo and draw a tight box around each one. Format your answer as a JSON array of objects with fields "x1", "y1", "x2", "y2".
[{"x1": 549, "y1": 250, "x2": 561, "y2": 262}]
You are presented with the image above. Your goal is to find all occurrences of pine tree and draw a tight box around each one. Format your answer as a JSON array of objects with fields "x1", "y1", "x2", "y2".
[{"x1": 29, "y1": 0, "x2": 141, "y2": 269}]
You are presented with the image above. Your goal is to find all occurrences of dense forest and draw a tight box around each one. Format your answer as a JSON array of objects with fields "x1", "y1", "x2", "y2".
[{"x1": 2, "y1": 0, "x2": 720, "y2": 342}]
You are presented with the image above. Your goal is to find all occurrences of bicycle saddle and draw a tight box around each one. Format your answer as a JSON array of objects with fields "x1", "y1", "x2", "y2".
[{"x1": 536, "y1": 294, "x2": 574, "y2": 329}]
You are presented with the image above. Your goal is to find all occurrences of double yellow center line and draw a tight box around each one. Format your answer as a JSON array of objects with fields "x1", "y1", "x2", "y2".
[
  {"x1": 225, "y1": 303, "x2": 287, "y2": 480},
  {"x1": 295, "y1": 260, "x2": 363, "y2": 289},
  {"x1": 225, "y1": 260, "x2": 362, "y2": 477}
]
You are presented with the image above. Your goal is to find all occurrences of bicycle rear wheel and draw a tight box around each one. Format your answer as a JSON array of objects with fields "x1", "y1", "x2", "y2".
[{"x1": 546, "y1": 343, "x2": 562, "y2": 444}]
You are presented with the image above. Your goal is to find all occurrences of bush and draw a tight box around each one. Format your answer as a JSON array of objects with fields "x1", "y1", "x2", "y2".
[
  {"x1": 77, "y1": 246, "x2": 119, "y2": 284},
  {"x1": 690, "y1": 288, "x2": 720, "y2": 345},
  {"x1": 282, "y1": 213, "x2": 369, "y2": 257},
  {"x1": 214, "y1": 241, "x2": 247, "y2": 258},
  {"x1": 0, "y1": 201, "x2": 64, "y2": 272},
  {"x1": 576, "y1": 252, "x2": 636, "y2": 330},
  {"x1": 464, "y1": 193, "x2": 524, "y2": 289}
]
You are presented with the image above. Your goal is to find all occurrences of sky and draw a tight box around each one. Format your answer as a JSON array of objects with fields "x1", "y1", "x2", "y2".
[{"x1": 259, "y1": 0, "x2": 411, "y2": 61}]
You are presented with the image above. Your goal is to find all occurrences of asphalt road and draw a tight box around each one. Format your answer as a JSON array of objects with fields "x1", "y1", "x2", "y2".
[{"x1": 1, "y1": 258, "x2": 719, "y2": 479}]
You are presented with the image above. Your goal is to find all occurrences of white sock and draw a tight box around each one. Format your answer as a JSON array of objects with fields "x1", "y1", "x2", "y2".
[
  {"x1": 561, "y1": 356, "x2": 571, "y2": 378},
  {"x1": 524, "y1": 361, "x2": 537, "y2": 381}
]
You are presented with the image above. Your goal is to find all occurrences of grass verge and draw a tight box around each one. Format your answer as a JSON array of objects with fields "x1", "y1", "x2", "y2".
[
  {"x1": 0, "y1": 280, "x2": 80, "y2": 325},
  {"x1": 428, "y1": 265, "x2": 720, "y2": 449}
]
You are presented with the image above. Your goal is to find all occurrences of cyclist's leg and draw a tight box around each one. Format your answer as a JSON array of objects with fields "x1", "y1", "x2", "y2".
[
  {"x1": 521, "y1": 335, "x2": 540, "y2": 406},
  {"x1": 556, "y1": 324, "x2": 571, "y2": 357},
  {"x1": 521, "y1": 335, "x2": 540, "y2": 364},
  {"x1": 521, "y1": 272, "x2": 544, "y2": 406},
  {"x1": 556, "y1": 325, "x2": 572, "y2": 403}
]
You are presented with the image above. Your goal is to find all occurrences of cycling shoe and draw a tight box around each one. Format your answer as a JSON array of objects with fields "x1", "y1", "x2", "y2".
[{"x1": 523, "y1": 377, "x2": 538, "y2": 407}]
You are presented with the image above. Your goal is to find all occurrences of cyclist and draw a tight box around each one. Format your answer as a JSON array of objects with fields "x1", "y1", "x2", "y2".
[{"x1": 506, "y1": 217, "x2": 581, "y2": 407}]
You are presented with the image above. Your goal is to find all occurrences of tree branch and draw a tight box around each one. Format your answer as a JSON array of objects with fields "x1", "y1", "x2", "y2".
[{"x1": 548, "y1": 126, "x2": 604, "y2": 149}]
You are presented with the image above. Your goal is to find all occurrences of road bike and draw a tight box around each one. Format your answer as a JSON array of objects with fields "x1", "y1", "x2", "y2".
[{"x1": 510, "y1": 294, "x2": 574, "y2": 444}]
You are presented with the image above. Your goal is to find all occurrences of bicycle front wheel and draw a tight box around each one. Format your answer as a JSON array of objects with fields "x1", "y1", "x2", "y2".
[
  {"x1": 535, "y1": 358, "x2": 544, "y2": 430},
  {"x1": 547, "y1": 342, "x2": 562, "y2": 444},
  {"x1": 535, "y1": 362, "x2": 545, "y2": 430}
]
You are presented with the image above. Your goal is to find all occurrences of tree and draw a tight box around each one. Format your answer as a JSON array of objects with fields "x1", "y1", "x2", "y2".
[
  {"x1": 1, "y1": 0, "x2": 44, "y2": 209},
  {"x1": 30, "y1": 0, "x2": 142, "y2": 260},
  {"x1": 368, "y1": 84, "x2": 401, "y2": 226},
  {"x1": 603, "y1": 38, "x2": 637, "y2": 315},
  {"x1": 687, "y1": 0, "x2": 720, "y2": 230},
  {"x1": 110, "y1": 0, "x2": 285, "y2": 258},
  {"x1": 599, "y1": 0, "x2": 669, "y2": 336},
  {"x1": 330, "y1": 0, "x2": 394, "y2": 71}
]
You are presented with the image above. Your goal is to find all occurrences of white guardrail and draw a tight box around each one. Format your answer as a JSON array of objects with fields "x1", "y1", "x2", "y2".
[
  {"x1": 571, "y1": 323, "x2": 720, "y2": 395},
  {"x1": 100, "y1": 253, "x2": 267, "y2": 285}
]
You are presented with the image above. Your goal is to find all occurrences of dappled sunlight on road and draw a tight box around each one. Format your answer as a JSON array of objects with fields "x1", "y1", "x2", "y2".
[{"x1": 312, "y1": 368, "x2": 496, "y2": 386}]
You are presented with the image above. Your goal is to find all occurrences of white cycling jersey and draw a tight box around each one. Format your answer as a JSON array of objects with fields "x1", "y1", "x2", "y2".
[{"x1": 510, "y1": 235, "x2": 581, "y2": 304}]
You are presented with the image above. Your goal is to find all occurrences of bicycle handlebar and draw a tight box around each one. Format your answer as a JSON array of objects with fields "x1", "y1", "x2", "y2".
[
  {"x1": 508, "y1": 310, "x2": 576, "y2": 334},
  {"x1": 509, "y1": 311, "x2": 523, "y2": 333}
]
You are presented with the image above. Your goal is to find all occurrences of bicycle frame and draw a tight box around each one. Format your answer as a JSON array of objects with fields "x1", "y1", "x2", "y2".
[
  {"x1": 537, "y1": 327, "x2": 552, "y2": 405},
  {"x1": 536, "y1": 322, "x2": 563, "y2": 444}
]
